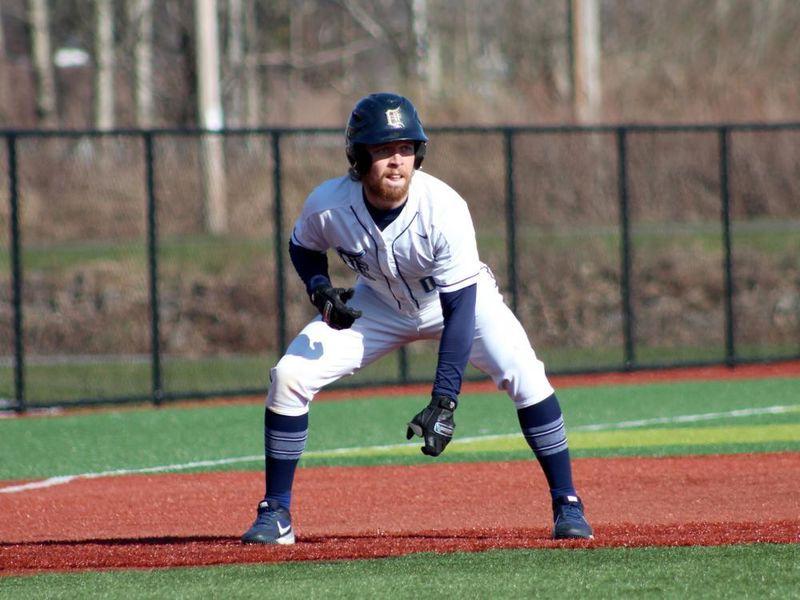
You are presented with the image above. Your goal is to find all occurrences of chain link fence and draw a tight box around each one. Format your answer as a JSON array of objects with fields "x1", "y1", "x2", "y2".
[{"x1": 2, "y1": 123, "x2": 799, "y2": 411}]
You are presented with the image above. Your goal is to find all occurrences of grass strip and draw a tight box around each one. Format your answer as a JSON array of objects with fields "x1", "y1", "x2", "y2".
[
  {"x1": 2, "y1": 544, "x2": 798, "y2": 599},
  {"x1": 1, "y1": 378, "x2": 798, "y2": 480}
]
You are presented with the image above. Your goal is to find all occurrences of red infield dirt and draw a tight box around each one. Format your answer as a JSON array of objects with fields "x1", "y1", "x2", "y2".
[
  {"x1": 2, "y1": 361, "x2": 799, "y2": 574},
  {"x1": 2, "y1": 453, "x2": 799, "y2": 574}
]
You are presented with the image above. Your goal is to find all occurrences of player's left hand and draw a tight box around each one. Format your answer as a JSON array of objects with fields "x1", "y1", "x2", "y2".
[
  {"x1": 405, "y1": 395, "x2": 457, "y2": 456},
  {"x1": 310, "y1": 284, "x2": 363, "y2": 330}
]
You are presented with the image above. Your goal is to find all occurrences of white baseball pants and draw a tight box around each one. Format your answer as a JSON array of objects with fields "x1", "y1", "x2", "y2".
[{"x1": 267, "y1": 269, "x2": 554, "y2": 416}]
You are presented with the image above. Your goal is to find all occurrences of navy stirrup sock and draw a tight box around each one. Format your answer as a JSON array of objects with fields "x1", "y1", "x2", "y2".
[
  {"x1": 517, "y1": 393, "x2": 576, "y2": 499},
  {"x1": 264, "y1": 408, "x2": 308, "y2": 510}
]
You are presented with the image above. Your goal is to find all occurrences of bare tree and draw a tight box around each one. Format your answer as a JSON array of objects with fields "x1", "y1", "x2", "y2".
[
  {"x1": 29, "y1": 0, "x2": 58, "y2": 126},
  {"x1": 409, "y1": 0, "x2": 442, "y2": 99},
  {"x1": 95, "y1": 0, "x2": 115, "y2": 130},
  {"x1": 338, "y1": 0, "x2": 402, "y2": 56},
  {"x1": 289, "y1": 0, "x2": 305, "y2": 121},
  {"x1": 226, "y1": 0, "x2": 244, "y2": 127},
  {"x1": 339, "y1": 4, "x2": 356, "y2": 94},
  {"x1": 243, "y1": 0, "x2": 260, "y2": 127},
  {"x1": 196, "y1": 0, "x2": 228, "y2": 234},
  {"x1": 571, "y1": 0, "x2": 601, "y2": 122},
  {"x1": 0, "y1": 7, "x2": 8, "y2": 121},
  {"x1": 454, "y1": 0, "x2": 480, "y2": 90},
  {"x1": 129, "y1": 0, "x2": 154, "y2": 127}
]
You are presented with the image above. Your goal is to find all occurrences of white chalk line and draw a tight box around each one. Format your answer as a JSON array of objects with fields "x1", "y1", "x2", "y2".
[{"x1": 1, "y1": 404, "x2": 797, "y2": 495}]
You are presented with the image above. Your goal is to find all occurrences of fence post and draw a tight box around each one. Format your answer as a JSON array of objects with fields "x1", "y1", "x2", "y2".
[
  {"x1": 616, "y1": 128, "x2": 635, "y2": 369},
  {"x1": 399, "y1": 347, "x2": 409, "y2": 384},
  {"x1": 504, "y1": 129, "x2": 518, "y2": 314},
  {"x1": 7, "y1": 134, "x2": 25, "y2": 413},
  {"x1": 272, "y1": 131, "x2": 287, "y2": 353},
  {"x1": 144, "y1": 132, "x2": 163, "y2": 405},
  {"x1": 719, "y1": 127, "x2": 736, "y2": 366}
]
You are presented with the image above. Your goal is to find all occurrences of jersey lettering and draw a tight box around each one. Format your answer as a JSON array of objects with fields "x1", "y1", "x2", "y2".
[{"x1": 336, "y1": 247, "x2": 376, "y2": 280}]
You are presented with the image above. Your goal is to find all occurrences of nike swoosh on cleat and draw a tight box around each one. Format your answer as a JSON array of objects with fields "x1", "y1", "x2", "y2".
[{"x1": 277, "y1": 522, "x2": 292, "y2": 536}]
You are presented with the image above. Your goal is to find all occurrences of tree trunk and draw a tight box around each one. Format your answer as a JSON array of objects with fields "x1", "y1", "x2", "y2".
[
  {"x1": 195, "y1": 0, "x2": 228, "y2": 234},
  {"x1": 243, "y1": 0, "x2": 260, "y2": 127},
  {"x1": 129, "y1": 0, "x2": 154, "y2": 127},
  {"x1": 227, "y1": 0, "x2": 243, "y2": 127},
  {"x1": 409, "y1": 0, "x2": 440, "y2": 101},
  {"x1": 0, "y1": 7, "x2": 8, "y2": 122},
  {"x1": 95, "y1": 0, "x2": 115, "y2": 130},
  {"x1": 289, "y1": 0, "x2": 304, "y2": 123},
  {"x1": 29, "y1": 0, "x2": 58, "y2": 126},
  {"x1": 456, "y1": 0, "x2": 479, "y2": 90},
  {"x1": 571, "y1": 0, "x2": 602, "y2": 123}
]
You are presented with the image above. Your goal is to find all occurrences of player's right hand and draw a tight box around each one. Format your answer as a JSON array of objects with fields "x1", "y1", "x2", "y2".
[
  {"x1": 310, "y1": 284, "x2": 363, "y2": 330},
  {"x1": 406, "y1": 395, "x2": 457, "y2": 456}
]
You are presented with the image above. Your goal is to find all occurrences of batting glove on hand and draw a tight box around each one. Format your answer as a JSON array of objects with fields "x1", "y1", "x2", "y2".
[
  {"x1": 405, "y1": 395, "x2": 458, "y2": 457},
  {"x1": 311, "y1": 284, "x2": 362, "y2": 330}
]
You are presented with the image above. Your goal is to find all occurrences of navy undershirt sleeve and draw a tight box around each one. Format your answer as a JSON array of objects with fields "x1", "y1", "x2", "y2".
[
  {"x1": 432, "y1": 283, "x2": 477, "y2": 400},
  {"x1": 289, "y1": 240, "x2": 330, "y2": 295}
]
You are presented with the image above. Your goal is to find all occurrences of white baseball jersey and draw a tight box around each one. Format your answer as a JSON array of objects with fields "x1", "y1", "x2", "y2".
[
  {"x1": 291, "y1": 170, "x2": 482, "y2": 313},
  {"x1": 269, "y1": 170, "x2": 554, "y2": 416}
]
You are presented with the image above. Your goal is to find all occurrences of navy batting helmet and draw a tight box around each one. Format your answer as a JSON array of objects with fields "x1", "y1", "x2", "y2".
[{"x1": 345, "y1": 93, "x2": 428, "y2": 179}]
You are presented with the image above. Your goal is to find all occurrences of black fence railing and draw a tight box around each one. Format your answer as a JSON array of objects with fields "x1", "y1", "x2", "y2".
[{"x1": 2, "y1": 122, "x2": 800, "y2": 412}]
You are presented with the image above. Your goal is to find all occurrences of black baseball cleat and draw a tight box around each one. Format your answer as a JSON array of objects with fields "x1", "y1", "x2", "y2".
[
  {"x1": 241, "y1": 499, "x2": 295, "y2": 545},
  {"x1": 552, "y1": 495, "x2": 594, "y2": 540}
]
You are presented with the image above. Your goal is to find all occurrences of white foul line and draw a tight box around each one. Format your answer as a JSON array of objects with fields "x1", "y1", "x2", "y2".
[
  {"x1": 1, "y1": 404, "x2": 797, "y2": 495},
  {"x1": 570, "y1": 404, "x2": 798, "y2": 432}
]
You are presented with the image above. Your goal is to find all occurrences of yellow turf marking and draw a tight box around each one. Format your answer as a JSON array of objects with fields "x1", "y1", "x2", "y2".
[
  {"x1": 332, "y1": 423, "x2": 800, "y2": 458},
  {"x1": 569, "y1": 423, "x2": 800, "y2": 450}
]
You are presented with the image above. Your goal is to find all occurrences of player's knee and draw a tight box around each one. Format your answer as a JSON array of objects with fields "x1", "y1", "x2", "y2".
[
  {"x1": 266, "y1": 361, "x2": 312, "y2": 416},
  {"x1": 497, "y1": 356, "x2": 554, "y2": 410}
]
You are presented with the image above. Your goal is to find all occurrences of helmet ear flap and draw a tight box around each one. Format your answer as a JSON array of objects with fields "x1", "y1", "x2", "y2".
[
  {"x1": 348, "y1": 144, "x2": 372, "y2": 180},
  {"x1": 414, "y1": 141, "x2": 427, "y2": 170}
]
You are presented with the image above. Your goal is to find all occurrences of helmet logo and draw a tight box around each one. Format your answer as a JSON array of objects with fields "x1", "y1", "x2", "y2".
[{"x1": 385, "y1": 108, "x2": 404, "y2": 129}]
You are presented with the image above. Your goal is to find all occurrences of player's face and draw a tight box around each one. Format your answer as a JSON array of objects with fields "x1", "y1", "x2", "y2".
[{"x1": 362, "y1": 140, "x2": 416, "y2": 209}]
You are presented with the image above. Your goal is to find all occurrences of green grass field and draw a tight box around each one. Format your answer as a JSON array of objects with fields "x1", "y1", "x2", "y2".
[
  {"x1": 1, "y1": 375, "x2": 799, "y2": 598},
  {"x1": 3, "y1": 545, "x2": 798, "y2": 599}
]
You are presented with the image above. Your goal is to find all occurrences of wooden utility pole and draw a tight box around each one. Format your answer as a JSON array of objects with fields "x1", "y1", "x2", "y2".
[
  {"x1": 29, "y1": 0, "x2": 58, "y2": 126},
  {"x1": 129, "y1": 0, "x2": 154, "y2": 127},
  {"x1": 570, "y1": 0, "x2": 602, "y2": 122},
  {"x1": 0, "y1": 8, "x2": 8, "y2": 122},
  {"x1": 243, "y1": 0, "x2": 260, "y2": 127},
  {"x1": 95, "y1": 0, "x2": 115, "y2": 130},
  {"x1": 195, "y1": 0, "x2": 228, "y2": 234},
  {"x1": 227, "y1": 0, "x2": 244, "y2": 127},
  {"x1": 288, "y1": 0, "x2": 305, "y2": 122}
]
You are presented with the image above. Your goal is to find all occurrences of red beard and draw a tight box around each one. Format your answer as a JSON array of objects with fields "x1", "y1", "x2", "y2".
[{"x1": 364, "y1": 170, "x2": 412, "y2": 206}]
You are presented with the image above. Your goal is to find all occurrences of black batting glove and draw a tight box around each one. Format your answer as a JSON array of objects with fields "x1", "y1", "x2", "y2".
[
  {"x1": 311, "y1": 283, "x2": 362, "y2": 330},
  {"x1": 405, "y1": 395, "x2": 458, "y2": 457}
]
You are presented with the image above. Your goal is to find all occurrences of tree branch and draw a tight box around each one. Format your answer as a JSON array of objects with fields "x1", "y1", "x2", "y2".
[{"x1": 254, "y1": 37, "x2": 380, "y2": 69}]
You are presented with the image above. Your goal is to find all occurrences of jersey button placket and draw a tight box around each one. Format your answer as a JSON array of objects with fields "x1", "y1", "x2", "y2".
[{"x1": 376, "y1": 238, "x2": 405, "y2": 311}]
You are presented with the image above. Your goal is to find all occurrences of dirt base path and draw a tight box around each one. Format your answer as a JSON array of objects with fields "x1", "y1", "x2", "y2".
[{"x1": 2, "y1": 452, "x2": 799, "y2": 574}]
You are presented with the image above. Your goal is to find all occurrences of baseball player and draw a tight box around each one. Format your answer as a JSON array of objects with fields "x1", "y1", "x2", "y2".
[{"x1": 242, "y1": 93, "x2": 593, "y2": 544}]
